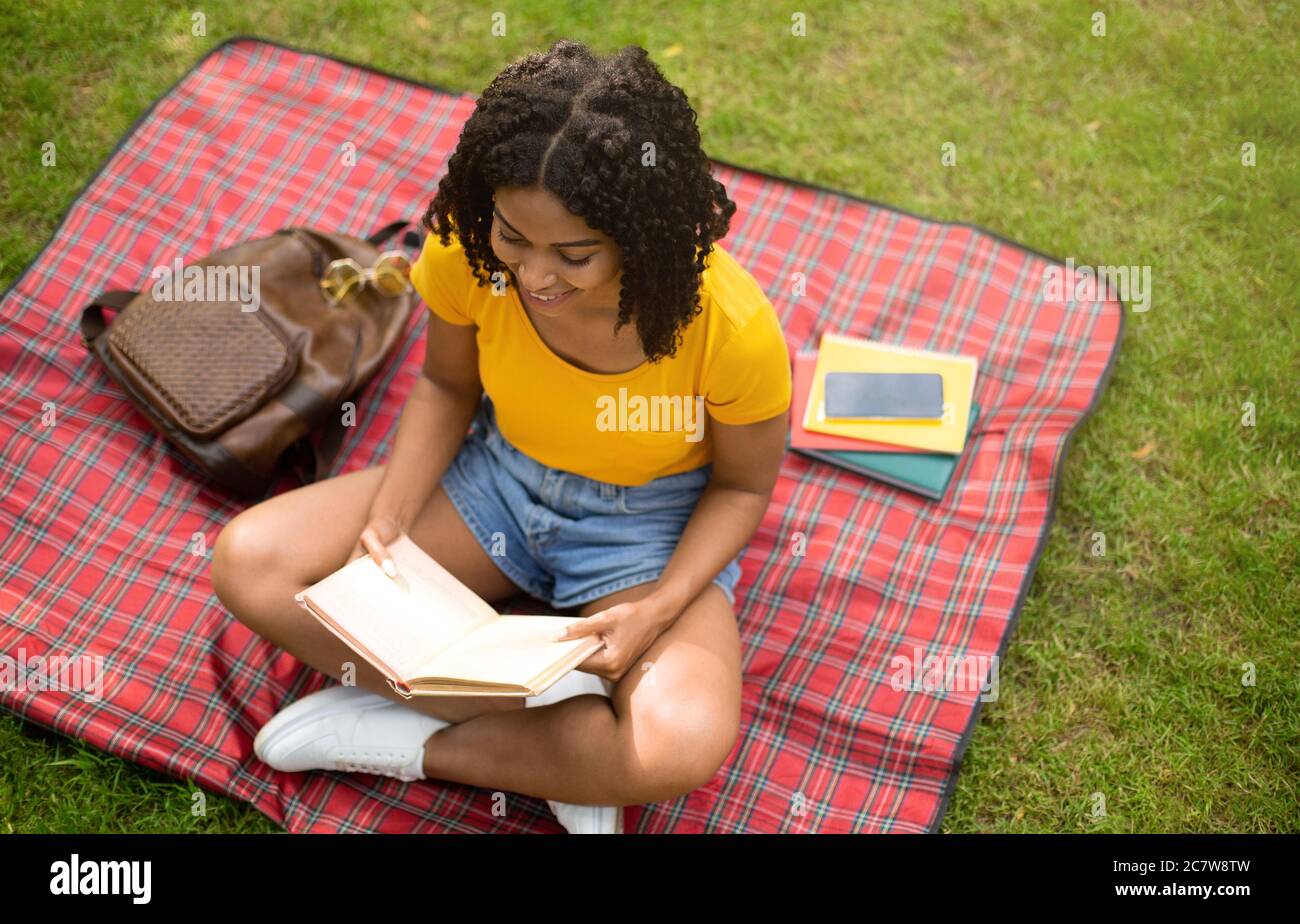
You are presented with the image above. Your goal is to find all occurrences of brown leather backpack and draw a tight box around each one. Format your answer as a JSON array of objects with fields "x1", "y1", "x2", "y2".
[{"x1": 79, "y1": 220, "x2": 419, "y2": 499}]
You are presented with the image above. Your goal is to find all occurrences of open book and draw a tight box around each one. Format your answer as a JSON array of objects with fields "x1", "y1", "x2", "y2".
[{"x1": 293, "y1": 533, "x2": 604, "y2": 698}]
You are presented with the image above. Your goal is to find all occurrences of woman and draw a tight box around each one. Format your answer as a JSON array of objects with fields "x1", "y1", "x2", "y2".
[{"x1": 210, "y1": 39, "x2": 791, "y2": 833}]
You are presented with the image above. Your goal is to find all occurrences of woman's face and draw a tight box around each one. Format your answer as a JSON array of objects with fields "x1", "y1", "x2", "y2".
[{"x1": 490, "y1": 185, "x2": 623, "y2": 319}]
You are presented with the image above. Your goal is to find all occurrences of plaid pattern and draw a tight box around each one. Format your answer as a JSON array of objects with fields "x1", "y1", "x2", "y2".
[{"x1": 0, "y1": 37, "x2": 1122, "y2": 833}]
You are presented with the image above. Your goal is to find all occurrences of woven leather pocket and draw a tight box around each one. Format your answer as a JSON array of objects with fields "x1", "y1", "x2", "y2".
[{"x1": 106, "y1": 297, "x2": 297, "y2": 439}]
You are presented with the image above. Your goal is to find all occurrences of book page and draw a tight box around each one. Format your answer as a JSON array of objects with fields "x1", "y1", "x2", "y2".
[
  {"x1": 417, "y1": 616, "x2": 598, "y2": 689},
  {"x1": 298, "y1": 534, "x2": 497, "y2": 682}
]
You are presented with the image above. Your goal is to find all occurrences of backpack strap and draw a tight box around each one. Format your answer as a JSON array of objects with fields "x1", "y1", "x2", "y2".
[
  {"x1": 79, "y1": 290, "x2": 139, "y2": 348},
  {"x1": 283, "y1": 312, "x2": 365, "y2": 487},
  {"x1": 284, "y1": 409, "x2": 351, "y2": 488},
  {"x1": 368, "y1": 219, "x2": 423, "y2": 251}
]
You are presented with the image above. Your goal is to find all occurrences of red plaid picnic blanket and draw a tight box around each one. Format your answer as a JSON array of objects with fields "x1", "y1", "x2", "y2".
[{"x1": 0, "y1": 37, "x2": 1122, "y2": 833}]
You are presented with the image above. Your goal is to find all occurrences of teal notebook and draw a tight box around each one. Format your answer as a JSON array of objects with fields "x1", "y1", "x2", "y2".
[{"x1": 791, "y1": 405, "x2": 980, "y2": 501}]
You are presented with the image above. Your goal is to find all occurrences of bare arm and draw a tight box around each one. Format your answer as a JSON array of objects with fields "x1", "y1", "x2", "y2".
[
  {"x1": 367, "y1": 312, "x2": 482, "y2": 531},
  {"x1": 647, "y1": 411, "x2": 787, "y2": 618}
]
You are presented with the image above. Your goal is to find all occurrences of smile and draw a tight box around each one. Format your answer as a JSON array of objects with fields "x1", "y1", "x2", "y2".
[{"x1": 523, "y1": 286, "x2": 577, "y2": 306}]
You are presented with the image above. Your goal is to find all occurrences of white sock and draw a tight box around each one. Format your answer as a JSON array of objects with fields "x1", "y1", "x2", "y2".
[
  {"x1": 526, "y1": 670, "x2": 611, "y2": 708},
  {"x1": 400, "y1": 716, "x2": 447, "y2": 781}
]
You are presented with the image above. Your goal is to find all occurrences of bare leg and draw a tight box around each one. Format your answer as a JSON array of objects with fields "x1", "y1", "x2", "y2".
[
  {"x1": 418, "y1": 581, "x2": 742, "y2": 806},
  {"x1": 211, "y1": 465, "x2": 742, "y2": 804}
]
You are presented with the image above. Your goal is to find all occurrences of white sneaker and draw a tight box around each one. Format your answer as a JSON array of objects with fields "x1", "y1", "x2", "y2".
[
  {"x1": 253, "y1": 685, "x2": 447, "y2": 782},
  {"x1": 547, "y1": 800, "x2": 624, "y2": 834}
]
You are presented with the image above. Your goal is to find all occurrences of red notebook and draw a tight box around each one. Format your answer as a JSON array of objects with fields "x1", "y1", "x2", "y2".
[{"x1": 789, "y1": 352, "x2": 915, "y2": 453}]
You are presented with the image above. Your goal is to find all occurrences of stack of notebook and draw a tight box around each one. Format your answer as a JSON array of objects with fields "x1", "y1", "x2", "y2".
[{"x1": 789, "y1": 331, "x2": 981, "y2": 501}]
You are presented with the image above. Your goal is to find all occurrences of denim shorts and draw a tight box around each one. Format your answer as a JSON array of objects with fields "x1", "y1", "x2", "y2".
[{"x1": 439, "y1": 397, "x2": 743, "y2": 611}]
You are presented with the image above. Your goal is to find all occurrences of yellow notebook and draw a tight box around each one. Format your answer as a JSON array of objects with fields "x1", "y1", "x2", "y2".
[{"x1": 803, "y1": 332, "x2": 979, "y2": 454}]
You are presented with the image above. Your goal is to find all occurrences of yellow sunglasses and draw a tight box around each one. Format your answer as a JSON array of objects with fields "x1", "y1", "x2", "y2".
[{"x1": 319, "y1": 250, "x2": 412, "y2": 306}]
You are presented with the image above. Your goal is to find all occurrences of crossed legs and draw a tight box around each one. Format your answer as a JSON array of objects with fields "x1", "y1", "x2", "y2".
[{"x1": 210, "y1": 465, "x2": 740, "y2": 805}]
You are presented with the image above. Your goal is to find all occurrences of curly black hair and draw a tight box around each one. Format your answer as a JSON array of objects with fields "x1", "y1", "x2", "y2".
[{"x1": 422, "y1": 39, "x2": 736, "y2": 363}]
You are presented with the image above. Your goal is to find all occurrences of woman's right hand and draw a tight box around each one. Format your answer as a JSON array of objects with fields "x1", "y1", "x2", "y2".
[{"x1": 348, "y1": 513, "x2": 403, "y2": 576}]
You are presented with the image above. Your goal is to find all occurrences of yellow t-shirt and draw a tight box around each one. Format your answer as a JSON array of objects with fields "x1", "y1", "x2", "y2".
[{"x1": 409, "y1": 228, "x2": 791, "y2": 486}]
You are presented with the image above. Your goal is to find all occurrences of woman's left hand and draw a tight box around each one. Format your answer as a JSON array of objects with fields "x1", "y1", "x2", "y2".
[{"x1": 555, "y1": 594, "x2": 681, "y2": 683}]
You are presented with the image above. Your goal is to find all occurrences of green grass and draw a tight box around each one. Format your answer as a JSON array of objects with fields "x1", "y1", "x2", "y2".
[{"x1": 1, "y1": 0, "x2": 1296, "y2": 833}]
